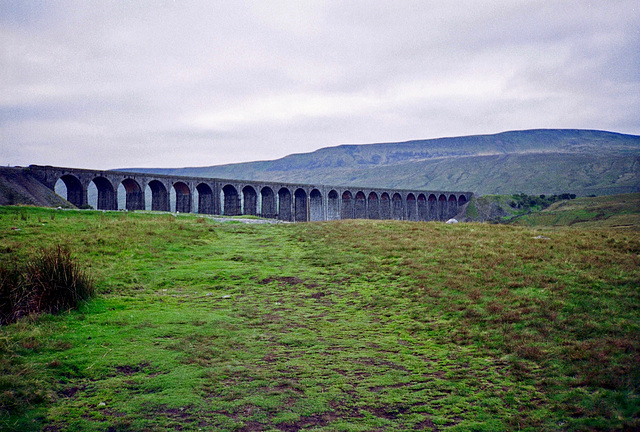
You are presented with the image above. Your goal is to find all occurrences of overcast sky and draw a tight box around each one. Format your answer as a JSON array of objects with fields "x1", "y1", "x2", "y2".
[{"x1": 2, "y1": 1, "x2": 639, "y2": 170}]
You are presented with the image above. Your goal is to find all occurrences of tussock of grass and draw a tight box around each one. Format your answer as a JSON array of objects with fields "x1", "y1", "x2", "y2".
[
  {"x1": 0, "y1": 245, "x2": 94, "y2": 325},
  {"x1": 0, "y1": 206, "x2": 638, "y2": 431}
]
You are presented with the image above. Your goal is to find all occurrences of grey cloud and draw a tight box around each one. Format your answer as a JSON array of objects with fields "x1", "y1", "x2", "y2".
[{"x1": 1, "y1": 1, "x2": 638, "y2": 169}]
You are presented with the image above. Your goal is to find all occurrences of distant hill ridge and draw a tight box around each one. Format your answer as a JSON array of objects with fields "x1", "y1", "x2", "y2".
[{"x1": 126, "y1": 129, "x2": 640, "y2": 196}]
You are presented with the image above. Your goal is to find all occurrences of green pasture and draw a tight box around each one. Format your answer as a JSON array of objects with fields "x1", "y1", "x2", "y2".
[
  {"x1": 511, "y1": 193, "x2": 640, "y2": 229},
  {"x1": 1, "y1": 206, "x2": 638, "y2": 431}
]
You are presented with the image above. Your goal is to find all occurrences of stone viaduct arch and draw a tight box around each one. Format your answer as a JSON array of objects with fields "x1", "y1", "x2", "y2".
[
  {"x1": 341, "y1": 191, "x2": 353, "y2": 220},
  {"x1": 367, "y1": 192, "x2": 379, "y2": 220},
  {"x1": 278, "y1": 188, "x2": 292, "y2": 221},
  {"x1": 196, "y1": 183, "x2": 214, "y2": 214},
  {"x1": 294, "y1": 188, "x2": 307, "y2": 222},
  {"x1": 242, "y1": 185, "x2": 258, "y2": 216},
  {"x1": 309, "y1": 189, "x2": 323, "y2": 222},
  {"x1": 260, "y1": 187, "x2": 277, "y2": 219},
  {"x1": 380, "y1": 193, "x2": 391, "y2": 219},
  {"x1": 327, "y1": 190, "x2": 339, "y2": 220},
  {"x1": 29, "y1": 165, "x2": 473, "y2": 222}
]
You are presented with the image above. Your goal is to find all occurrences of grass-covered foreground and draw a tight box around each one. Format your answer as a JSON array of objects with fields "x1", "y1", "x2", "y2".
[{"x1": 0, "y1": 206, "x2": 638, "y2": 431}]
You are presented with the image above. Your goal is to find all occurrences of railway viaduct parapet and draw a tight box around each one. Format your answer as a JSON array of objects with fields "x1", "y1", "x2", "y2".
[{"x1": 28, "y1": 165, "x2": 473, "y2": 222}]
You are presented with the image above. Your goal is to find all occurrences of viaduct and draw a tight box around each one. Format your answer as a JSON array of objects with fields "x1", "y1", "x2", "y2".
[{"x1": 28, "y1": 165, "x2": 473, "y2": 222}]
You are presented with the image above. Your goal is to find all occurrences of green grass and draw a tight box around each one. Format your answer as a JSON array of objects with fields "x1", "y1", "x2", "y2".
[
  {"x1": 1, "y1": 206, "x2": 639, "y2": 431},
  {"x1": 511, "y1": 193, "x2": 640, "y2": 229}
]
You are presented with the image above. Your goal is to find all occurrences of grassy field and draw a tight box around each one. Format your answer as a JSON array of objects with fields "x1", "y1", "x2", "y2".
[
  {"x1": 1, "y1": 206, "x2": 639, "y2": 431},
  {"x1": 510, "y1": 193, "x2": 640, "y2": 230}
]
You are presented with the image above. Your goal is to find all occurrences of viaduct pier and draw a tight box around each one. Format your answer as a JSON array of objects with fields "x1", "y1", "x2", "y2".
[{"x1": 28, "y1": 165, "x2": 473, "y2": 222}]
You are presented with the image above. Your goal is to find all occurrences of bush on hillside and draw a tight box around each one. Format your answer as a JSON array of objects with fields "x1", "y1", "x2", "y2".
[
  {"x1": 0, "y1": 246, "x2": 94, "y2": 325},
  {"x1": 509, "y1": 193, "x2": 576, "y2": 210}
]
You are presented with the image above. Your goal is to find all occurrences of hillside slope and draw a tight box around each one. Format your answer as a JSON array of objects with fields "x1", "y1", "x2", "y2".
[
  {"x1": 510, "y1": 193, "x2": 640, "y2": 229},
  {"x1": 0, "y1": 167, "x2": 72, "y2": 208},
  {"x1": 128, "y1": 129, "x2": 640, "y2": 196}
]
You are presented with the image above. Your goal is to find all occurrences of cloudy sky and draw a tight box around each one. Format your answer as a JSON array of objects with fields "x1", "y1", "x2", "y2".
[{"x1": 2, "y1": 1, "x2": 639, "y2": 170}]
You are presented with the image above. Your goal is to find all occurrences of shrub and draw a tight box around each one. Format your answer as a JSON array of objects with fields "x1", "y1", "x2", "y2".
[
  {"x1": 26, "y1": 246, "x2": 95, "y2": 314},
  {"x1": 0, "y1": 264, "x2": 24, "y2": 324},
  {"x1": 0, "y1": 246, "x2": 94, "y2": 325},
  {"x1": 509, "y1": 192, "x2": 577, "y2": 212}
]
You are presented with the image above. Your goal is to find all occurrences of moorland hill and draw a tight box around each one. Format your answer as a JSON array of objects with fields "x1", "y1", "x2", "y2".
[{"x1": 129, "y1": 129, "x2": 640, "y2": 196}]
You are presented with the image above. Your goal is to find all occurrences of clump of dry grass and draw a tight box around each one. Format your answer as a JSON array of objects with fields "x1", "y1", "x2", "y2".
[{"x1": 0, "y1": 245, "x2": 94, "y2": 325}]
